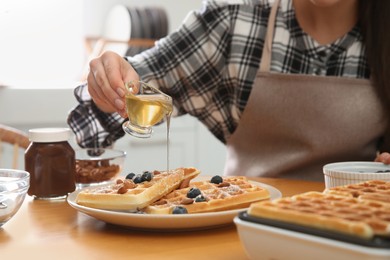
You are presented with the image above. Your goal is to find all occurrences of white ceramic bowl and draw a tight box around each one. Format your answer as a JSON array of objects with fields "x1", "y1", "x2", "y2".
[
  {"x1": 323, "y1": 161, "x2": 390, "y2": 189},
  {"x1": 0, "y1": 169, "x2": 30, "y2": 227},
  {"x1": 75, "y1": 148, "x2": 126, "y2": 188}
]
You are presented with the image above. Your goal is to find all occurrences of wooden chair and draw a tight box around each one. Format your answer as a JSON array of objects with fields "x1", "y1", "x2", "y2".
[{"x1": 0, "y1": 124, "x2": 30, "y2": 169}]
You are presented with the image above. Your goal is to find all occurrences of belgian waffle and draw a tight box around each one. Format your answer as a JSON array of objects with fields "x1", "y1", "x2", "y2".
[
  {"x1": 76, "y1": 167, "x2": 200, "y2": 211},
  {"x1": 248, "y1": 191, "x2": 390, "y2": 239},
  {"x1": 325, "y1": 180, "x2": 390, "y2": 203},
  {"x1": 143, "y1": 176, "x2": 270, "y2": 214}
]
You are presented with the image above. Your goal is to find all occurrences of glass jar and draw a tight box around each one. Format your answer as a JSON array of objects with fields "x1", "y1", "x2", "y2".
[{"x1": 25, "y1": 128, "x2": 75, "y2": 199}]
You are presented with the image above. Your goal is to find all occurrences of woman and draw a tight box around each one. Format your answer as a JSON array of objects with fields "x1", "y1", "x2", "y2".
[{"x1": 68, "y1": 0, "x2": 390, "y2": 180}]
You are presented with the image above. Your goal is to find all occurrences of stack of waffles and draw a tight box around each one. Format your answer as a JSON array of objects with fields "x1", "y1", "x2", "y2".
[{"x1": 76, "y1": 167, "x2": 270, "y2": 213}]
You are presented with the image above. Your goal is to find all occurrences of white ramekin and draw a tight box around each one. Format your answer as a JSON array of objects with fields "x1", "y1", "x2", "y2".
[{"x1": 323, "y1": 161, "x2": 390, "y2": 188}]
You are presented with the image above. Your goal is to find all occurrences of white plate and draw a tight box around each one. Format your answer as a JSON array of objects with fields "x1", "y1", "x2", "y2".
[
  {"x1": 103, "y1": 5, "x2": 131, "y2": 55},
  {"x1": 67, "y1": 180, "x2": 281, "y2": 231}
]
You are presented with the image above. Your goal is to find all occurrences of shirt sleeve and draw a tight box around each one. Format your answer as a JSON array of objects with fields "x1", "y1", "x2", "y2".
[
  {"x1": 125, "y1": 0, "x2": 234, "y2": 117},
  {"x1": 67, "y1": 0, "x2": 248, "y2": 147},
  {"x1": 67, "y1": 83, "x2": 126, "y2": 148}
]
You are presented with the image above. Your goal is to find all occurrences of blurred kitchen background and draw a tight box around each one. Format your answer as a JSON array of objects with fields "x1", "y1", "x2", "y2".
[{"x1": 0, "y1": 0, "x2": 226, "y2": 175}]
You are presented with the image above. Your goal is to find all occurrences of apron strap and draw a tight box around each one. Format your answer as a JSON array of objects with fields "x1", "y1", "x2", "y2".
[{"x1": 259, "y1": 0, "x2": 280, "y2": 72}]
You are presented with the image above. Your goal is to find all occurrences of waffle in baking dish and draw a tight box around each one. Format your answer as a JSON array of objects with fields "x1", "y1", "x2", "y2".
[
  {"x1": 248, "y1": 191, "x2": 390, "y2": 239},
  {"x1": 143, "y1": 176, "x2": 270, "y2": 214},
  {"x1": 325, "y1": 180, "x2": 390, "y2": 203},
  {"x1": 76, "y1": 167, "x2": 200, "y2": 211}
]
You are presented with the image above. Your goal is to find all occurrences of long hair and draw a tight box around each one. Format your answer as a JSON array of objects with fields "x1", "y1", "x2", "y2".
[{"x1": 359, "y1": 0, "x2": 390, "y2": 151}]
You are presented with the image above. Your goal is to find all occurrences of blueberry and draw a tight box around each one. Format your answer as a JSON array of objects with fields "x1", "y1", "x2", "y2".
[
  {"x1": 172, "y1": 206, "x2": 188, "y2": 214},
  {"x1": 195, "y1": 195, "x2": 206, "y2": 202},
  {"x1": 141, "y1": 171, "x2": 153, "y2": 182},
  {"x1": 187, "y1": 187, "x2": 201, "y2": 198},
  {"x1": 133, "y1": 175, "x2": 143, "y2": 184},
  {"x1": 210, "y1": 175, "x2": 223, "y2": 184},
  {"x1": 125, "y1": 172, "x2": 136, "y2": 179}
]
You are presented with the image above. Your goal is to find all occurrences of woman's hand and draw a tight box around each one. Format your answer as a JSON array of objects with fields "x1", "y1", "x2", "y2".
[
  {"x1": 87, "y1": 51, "x2": 140, "y2": 117},
  {"x1": 375, "y1": 152, "x2": 390, "y2": 164}
]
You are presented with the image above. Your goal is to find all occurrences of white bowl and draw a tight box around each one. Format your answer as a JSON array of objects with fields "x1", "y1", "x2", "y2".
[
  {"x1": 75, "y1": 148, "x2": 126, "y2": 188},
  {"x1": 323, "y1": 161, "x2": 390, "y2": 189}
]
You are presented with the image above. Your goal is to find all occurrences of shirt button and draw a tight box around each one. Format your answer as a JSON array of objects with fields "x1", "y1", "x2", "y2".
[
  {"x1": 313, "y1": 68, "x2": 321, "y2": 75},
  {"x1": 318, "y1": 51, "x2": 326, "y2": 57}
]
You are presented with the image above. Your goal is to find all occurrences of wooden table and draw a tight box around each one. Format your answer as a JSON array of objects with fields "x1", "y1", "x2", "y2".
[{"x1": 1, "y1": 178, "x2": 324, "y2": 260}]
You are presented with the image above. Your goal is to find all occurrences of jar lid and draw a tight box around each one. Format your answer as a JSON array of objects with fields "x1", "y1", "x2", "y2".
[{"x1": 28, "y1": 128, "x2": 71, "y2": 143}]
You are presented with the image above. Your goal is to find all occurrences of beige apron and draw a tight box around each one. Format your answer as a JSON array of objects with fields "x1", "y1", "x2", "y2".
[{"x1": 224, "y1": 0, "x2": 386, "y2": 181}]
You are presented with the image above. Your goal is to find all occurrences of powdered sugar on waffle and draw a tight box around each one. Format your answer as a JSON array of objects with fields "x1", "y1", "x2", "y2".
[{"x1": 144, "y1": 176, "x2": 270, "y2": 214}]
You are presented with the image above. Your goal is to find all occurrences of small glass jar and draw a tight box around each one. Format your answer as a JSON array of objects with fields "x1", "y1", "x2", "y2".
[{"x1": 25, "y1": 128, "x2": 75, "y2": 199}]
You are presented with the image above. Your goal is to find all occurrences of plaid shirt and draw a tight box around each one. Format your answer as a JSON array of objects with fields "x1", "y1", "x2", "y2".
[{"x1": 68, "y1": 0, "x2": 369, "y2": 148}]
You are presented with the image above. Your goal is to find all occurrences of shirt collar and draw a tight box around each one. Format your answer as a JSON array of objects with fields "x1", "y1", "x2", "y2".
[{"x1": 281, "y1": 0, "x2": 363, "y2": 60}]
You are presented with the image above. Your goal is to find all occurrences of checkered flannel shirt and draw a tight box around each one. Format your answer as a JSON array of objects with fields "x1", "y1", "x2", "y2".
[{"x1": 67, "y1": 0, "x2": 369, "y2": 148}]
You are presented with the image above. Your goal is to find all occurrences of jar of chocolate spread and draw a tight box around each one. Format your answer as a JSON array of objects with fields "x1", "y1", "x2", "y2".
[{"x1": 25, "y1": 128, "x2": 75, "y2": 199}]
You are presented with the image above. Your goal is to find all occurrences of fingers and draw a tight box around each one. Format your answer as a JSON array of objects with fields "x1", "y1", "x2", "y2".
[
  {"x1": 375, "y1": 152, "x2": 390, "y2": 164},
  {"x1": 125, "y1": 81, "x2": 140, "y2": 94},
  {"x1": 121, "y1": 61, "x2": 140, "y2": 85},
  {"x1": 87, "y1": 72, "x2": 114, "y2": 113},
  {"x1": 89, "y1": 52, "x2": 123, "y2": 111},
  {"x1": 87, "y1": 51, "x2": 138, "y2": 117}
]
